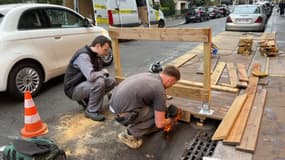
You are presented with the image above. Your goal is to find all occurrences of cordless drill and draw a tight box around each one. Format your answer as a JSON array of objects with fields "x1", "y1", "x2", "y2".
[{"x1": 164, "y1": 104, "x2": 181, "y2": 133}]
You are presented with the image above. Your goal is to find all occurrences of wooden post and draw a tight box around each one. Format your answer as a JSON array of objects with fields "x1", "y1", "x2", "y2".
[
  {"x1": 201, "y1": 28, "x2": 212, "y2": 115},
  {"x1": 112, "y1": 38, "x2": 123, "y2": 77}
]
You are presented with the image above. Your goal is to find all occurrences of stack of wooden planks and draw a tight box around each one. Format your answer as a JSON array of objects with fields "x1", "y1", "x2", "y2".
[
  {"x1": 258, "y1": 32, "x2": 278, "y2": 56},
  {"x1": 237, "y1": 36, "x2": 253, "y2": 56},
  {"x1": 212, "y1": 63, "x2": 267, "y2": 153}
]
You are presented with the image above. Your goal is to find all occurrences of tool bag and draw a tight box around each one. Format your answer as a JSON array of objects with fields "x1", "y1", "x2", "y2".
[{"x1": 3, "y1": 138, "x2": 66, "y2": 160}]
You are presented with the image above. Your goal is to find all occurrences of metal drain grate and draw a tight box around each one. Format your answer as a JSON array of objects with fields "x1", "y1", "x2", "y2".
[{"x1": 180, "y1": 130, "x2": 217, "y2": 160}]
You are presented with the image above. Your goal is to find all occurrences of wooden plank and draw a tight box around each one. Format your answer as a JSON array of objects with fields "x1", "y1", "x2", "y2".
[
  {"x1": 178, "y1": 110, "x2": 191, "y2": 123},
  {"x1": 237, "y1": 63, "x2": 249, "y2": 82},
  {"x1": 112, "y1": 39, "x2": 123, "y2": 77},
  {"x1": 223, "y1": 76, "x2": 259, "y2": 145},
  {"x1": 236, "y1": 89, "x2": 267, "y2": 153},
  {"x1": 109, "y1": 27, "x2": 211, "y2": 42},
  {"x1": 178, "y1": 80, "x2": 239, "y2": 93},
  {"x1": 211, "y1": 62, "x2": 226, "y2": 85},
  {"x1": 166, "y1": 83, "x2": 209, "y2": 102},
  {"x1": 203, "y1": 29, "x2": 212, "y2": 104},
  {"x1": 167, "y1": 53, "x2": 197, "y2": 68},
  {"x1": 251, "y1": 63, "x2": 268, "y2": 77},
  {"x1": 116, "y1": 76, "x2": 209, "y2": 101},
  {"x1": 212, "y1": 94, "x2": 248, "y2": 141},
  {"x1": 227, "y1": 63, "x2": 239, "y2": 87}
]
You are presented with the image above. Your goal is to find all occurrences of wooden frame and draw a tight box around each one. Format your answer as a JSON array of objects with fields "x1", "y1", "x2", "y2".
[{"x1": 109, "y1": 27, "x2": 212, "y2": 103}]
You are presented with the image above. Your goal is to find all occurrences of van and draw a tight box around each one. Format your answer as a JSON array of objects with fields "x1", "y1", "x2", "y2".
[{"x1": 93, "y1": 0, "x2": 165, "y2": 28}]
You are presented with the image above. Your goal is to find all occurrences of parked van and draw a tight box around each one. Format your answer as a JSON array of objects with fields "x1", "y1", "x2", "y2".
[{"x1": 93, "y1": 0, "x2": 165, "y2": 27}]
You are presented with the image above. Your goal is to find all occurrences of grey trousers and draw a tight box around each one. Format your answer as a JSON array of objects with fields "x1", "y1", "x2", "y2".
[
  {"x1": 128, "y1": 106, "x2": 160, "y2": 138},
  {"x1": 72, "y1": 77, "x2": 116, "y2": 113}
]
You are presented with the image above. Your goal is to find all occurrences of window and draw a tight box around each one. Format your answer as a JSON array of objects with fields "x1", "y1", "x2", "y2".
[
  {"x1": 44, "y1": 8, "x2": 84, "y2": 28},
  {"x1": 18, "y1": 10, "x2": 43, "y2": 30},
  {"x1": 0, "y1": 13, "x2": 3, "y2": 24}
]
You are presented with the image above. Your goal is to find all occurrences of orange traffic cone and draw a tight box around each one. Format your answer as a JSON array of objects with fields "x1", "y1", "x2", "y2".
[{"x1": 21, "y1": 91, "x2": 48, "y2": 138}]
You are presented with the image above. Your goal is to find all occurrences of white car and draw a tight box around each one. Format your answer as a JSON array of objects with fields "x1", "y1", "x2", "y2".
[
  {"x1": 225, "y1": 4, "x2": 267, "y2": 32},
  {"x1": 0, "y1": 3, "x2": 113, "y2": 99}
]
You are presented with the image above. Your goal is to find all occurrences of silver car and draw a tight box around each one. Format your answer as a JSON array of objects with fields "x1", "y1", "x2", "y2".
[{"x1": 225, "y1": 4, "x2": 267, "y2": 32}]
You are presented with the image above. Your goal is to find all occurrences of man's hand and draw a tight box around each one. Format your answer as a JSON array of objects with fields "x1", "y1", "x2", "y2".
[{"x1": 102, "y1": 68, "x2": 109, "y2": 77}]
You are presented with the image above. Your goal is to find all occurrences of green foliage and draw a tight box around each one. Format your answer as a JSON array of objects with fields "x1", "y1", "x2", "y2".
[{"x1": 160, "y1": 0, "x2": 176, "y2": 16}]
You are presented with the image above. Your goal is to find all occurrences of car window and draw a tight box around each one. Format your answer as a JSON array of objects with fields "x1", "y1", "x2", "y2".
[
  {"x1": 18, "y1": 10, "x2": 44, "y2": 30},
  {"x1": 233, "y1": 6, "x2": 260, "y2": 14},
  {"x1": 0, "y1": 13, "x2": 3, "y2": 24},
  {"x1": 44, "y1": 8, "x2": 84, "y2": 28}
]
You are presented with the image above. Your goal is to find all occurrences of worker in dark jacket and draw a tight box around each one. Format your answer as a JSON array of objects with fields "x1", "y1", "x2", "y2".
[
  {"x1": 64, "y1": 35, "x2": 116, "y2": 121},
  {"x1": 279, "y1": 0, "x2": 285, "y2": 16}
]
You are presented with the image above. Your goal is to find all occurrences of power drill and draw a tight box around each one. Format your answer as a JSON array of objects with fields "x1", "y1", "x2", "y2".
[{"x1": 164, "y1": 104, "x2": 181, "y2": 133}]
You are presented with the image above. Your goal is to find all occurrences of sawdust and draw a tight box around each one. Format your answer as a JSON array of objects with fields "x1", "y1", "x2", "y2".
[
  {"x1": 54, "y1": 113, "x2": 101, "y2": 144},
  {"x1": 52, "y1": 111, "x2": 126, "y2": 159}
]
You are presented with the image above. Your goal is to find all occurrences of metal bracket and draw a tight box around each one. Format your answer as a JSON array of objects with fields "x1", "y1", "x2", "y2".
[{"x1": 199, "y1": 102, "x2": 214, "y2": 115}]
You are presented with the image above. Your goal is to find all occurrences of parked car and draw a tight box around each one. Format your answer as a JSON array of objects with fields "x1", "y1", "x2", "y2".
[
  {"x1": 225, "y1": 4, "x2": 267, "y2": 32},
  {"x1": 185, "y1": 7, "x2": 209, "y2": 23},
  {"x1": 255, "y1": 1, "x2": 272, "y2": 18},
  {"x1": 217, "y1": 4, "x2": 230, "y2": 17},
  {"x1": 206, "y1": 6, "x2": 223, "y2": 19},
  {"x1": 0, "y1": 3, "x2": 113, "y2": 99}
]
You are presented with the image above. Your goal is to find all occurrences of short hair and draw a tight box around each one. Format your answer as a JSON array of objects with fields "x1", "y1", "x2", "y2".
[
  {"x1": 162, "y1": 65, "x2": 181, "y2": 81},
  {"x1": 90, "y1": 35, "x2": 112, "y2": 48}
]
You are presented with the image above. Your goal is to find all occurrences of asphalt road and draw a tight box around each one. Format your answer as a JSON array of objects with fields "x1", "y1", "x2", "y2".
[{"x1": 0, "y1": 17, "x2": 228, "y2": 146}]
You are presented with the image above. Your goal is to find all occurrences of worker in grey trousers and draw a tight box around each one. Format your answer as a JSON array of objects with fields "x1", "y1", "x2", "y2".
[{"x1": 64, "y1": 35, "x2": 116, "y2": 121}]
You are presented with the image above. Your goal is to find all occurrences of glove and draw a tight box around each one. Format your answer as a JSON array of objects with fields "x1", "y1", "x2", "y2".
[
  {"x1": 166, "y1": 104, "x2": 178, "y2": 118},
  {"x1": 101, "y1": 68, "x2": 109, "y2": 77}
]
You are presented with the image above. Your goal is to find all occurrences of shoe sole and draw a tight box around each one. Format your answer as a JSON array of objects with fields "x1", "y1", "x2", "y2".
[{"x1": 118, "y1": 133, "x2": 142, "y2": 149}]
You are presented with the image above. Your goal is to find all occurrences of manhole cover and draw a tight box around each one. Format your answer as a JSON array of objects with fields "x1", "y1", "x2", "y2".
[{"x1": 180, "y1": 130, "x2": 217, "y2": 160}]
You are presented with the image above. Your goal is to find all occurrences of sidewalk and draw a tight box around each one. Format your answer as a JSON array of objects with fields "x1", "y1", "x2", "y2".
[{"x1": 41, "y1": 9, "x2": 285, "y2": 160}]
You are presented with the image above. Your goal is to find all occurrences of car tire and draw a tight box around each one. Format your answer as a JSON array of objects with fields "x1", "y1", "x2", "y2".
[
  {"x1": 158, "y1": 19, "x2": 165, "y2": 28},
  {"x1": 101, "y1": 49, "x2": 113, "y2": 66},
  {"x1": 8, "y1": 62, "x2": 43, "y2": 100}
]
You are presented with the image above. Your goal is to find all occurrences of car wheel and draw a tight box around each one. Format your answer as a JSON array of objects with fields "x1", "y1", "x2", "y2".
[
  {"x1": 8, "y1": 62, "x2": 43, "y2": 99},
  {"x1": 101, "y1": 49, "x2": 113, "y2": 66},
  {"x1": 158, "y1": 19, "x2": 165, "y2": 28}
]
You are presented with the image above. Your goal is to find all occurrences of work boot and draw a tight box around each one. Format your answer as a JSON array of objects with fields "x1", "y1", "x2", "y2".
[
  {"x1": 85, "y1": 111, "x2": 105, "y2": 121},
  {"x1": 118, "y1": 129, "x2": 143, "y2": 149}
]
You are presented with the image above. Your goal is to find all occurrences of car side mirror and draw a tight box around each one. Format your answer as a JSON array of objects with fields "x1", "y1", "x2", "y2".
[{"x1": 83, "y1": 18, "x2": 94, "y2": 27}]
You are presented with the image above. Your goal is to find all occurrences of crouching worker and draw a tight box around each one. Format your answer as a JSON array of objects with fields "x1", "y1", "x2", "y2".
[
  {"x1": 109, "y1": 65, "x2": 180, "y2": 149},
  {"x1": 64, "y1": 35, "x2": 116, "y2": 121}
]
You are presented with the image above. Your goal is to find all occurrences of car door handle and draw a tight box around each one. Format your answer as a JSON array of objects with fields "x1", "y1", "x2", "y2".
[{"x1": 54, "y1": 36, "x2": 61, "y2": 40}]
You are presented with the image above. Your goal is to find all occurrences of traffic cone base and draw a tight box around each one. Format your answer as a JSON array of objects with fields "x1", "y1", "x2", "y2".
[
  {"x1": 21, "y1": 91, "x2": 48, "y2": 138},
  {"x1": 21, "y1": 123, "x2": 48, "y2": 138}
]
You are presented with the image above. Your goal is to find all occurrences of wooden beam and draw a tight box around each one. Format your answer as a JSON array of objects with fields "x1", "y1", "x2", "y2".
[
  {"x1": 178, "y1": 79, "x2": 239, "y2": 93},
  {"x1": 112, "y1": 38, "x2": 123, "y2": 77},
  {"x1": 227, "y1": 63, "x2": 239, "y2": 87},
  {"x1": 109, "y1": 27, "x2": 211, "y2": 42},
  {"x1": 211, "y1": 62, "x2": 226, "y2": 85},
  {"x1": 203, "y1": 28, "x2": 212, "y2": 105},
  {"x1": 116, "y1": 76, "x2": 209, "y2": 101},
  {"x1": 212, "y1": 94, "x2": 248, "y2": 141},
  {"x1": 197, "y1": 55, "x2": 220, "y2": 74},
  {"x1": 236, "y1": 89, "x2": 267, "y2": 153},
  {"x1": 166, "y1": 83, "x2": 209, "y2": 102},
  {"x1": 223, "y1": 76, "x2": 259, "y2": 145},
  {"x1": 237, "y1": 64, "x2": 249, "y2": 82},
  {"x1": 167, "y1": 53, "x2": 197, "y2": 68}
]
